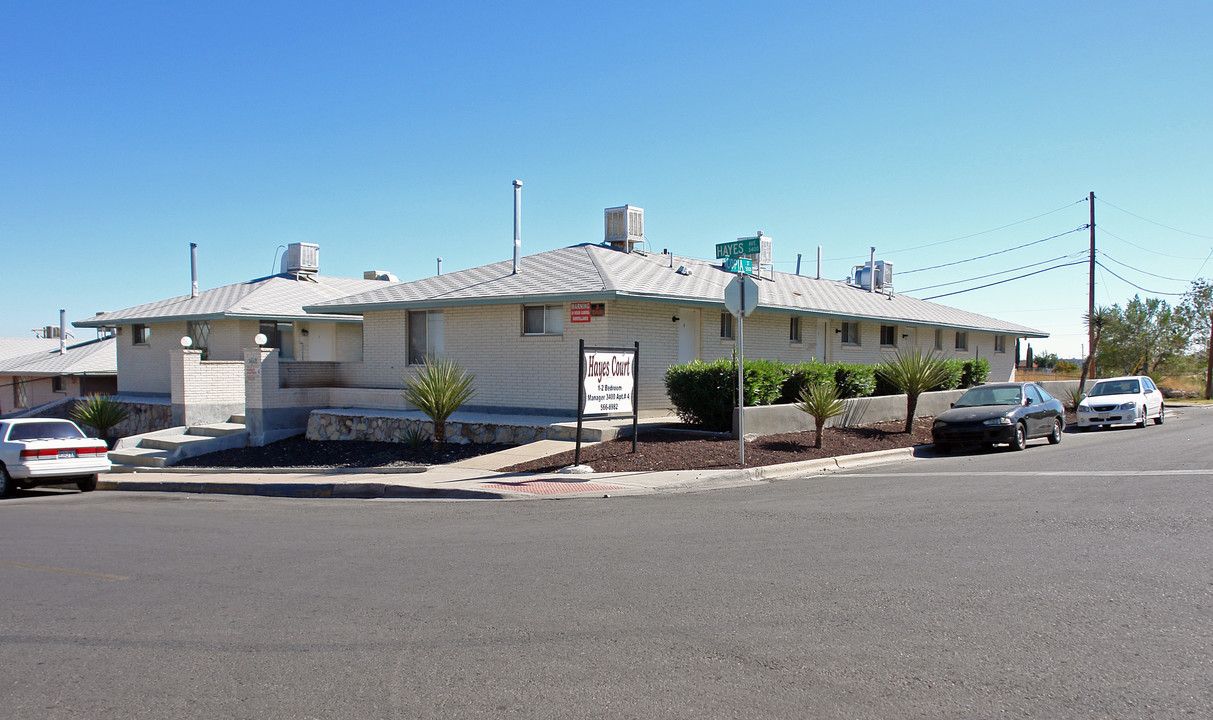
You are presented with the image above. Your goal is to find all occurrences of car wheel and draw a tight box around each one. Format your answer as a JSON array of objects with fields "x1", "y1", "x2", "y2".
[
  {"x1": 76, "y1": 474, "x2": 98, "y2": 493},
  {"x1": 0, "y1": 465, "x2": 13, "y2": 497},
  {"x1": 1154, "y1": 404, "x2": 1165, "y2": 425},
  {"x1": 1136, "y1": 405, "x2": 1147, "y2": 428},
  {"x1": 1010, "y1": 423, "x2": 1027, "y2": 451},
  {"x1": 1047, "y1": 417, "x2": 1063, "y2": 445}
]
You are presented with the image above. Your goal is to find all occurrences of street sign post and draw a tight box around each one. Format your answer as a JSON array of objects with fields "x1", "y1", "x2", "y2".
[{"x1": 723, "y1": 273, "x2": 759, "y2": 465}]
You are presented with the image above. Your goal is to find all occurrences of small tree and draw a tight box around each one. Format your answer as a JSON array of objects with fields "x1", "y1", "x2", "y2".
[
  {"x1": 402, "y1": 356, "x2": 475, "y2": 447},
  {"x1": 876, "y1": 348, "x2": 952, "y2": 434},
  {"x1": 796, "y1": 383, "x2": 847, "y2": 449},
  {"x1": 70, "y1": 394, "x2": 130, "y2": 449}
]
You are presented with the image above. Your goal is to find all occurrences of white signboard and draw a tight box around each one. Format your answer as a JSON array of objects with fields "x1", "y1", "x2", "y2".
[{"x1": 582, "y1": 349, "x2": 635, "y2": 414}]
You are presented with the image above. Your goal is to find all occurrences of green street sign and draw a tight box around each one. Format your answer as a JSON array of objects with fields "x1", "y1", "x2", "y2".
[
  {"x1": 723, "y1": 257, "x2": 754, "y2": 273},
  {"x1": 716, "y1": 237, "x2": 761, "y2": 258}
]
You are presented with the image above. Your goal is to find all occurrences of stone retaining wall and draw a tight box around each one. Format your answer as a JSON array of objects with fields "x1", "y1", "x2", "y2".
[{"x1": 307, "y1": 410, "x2": 579, "y2": 445}]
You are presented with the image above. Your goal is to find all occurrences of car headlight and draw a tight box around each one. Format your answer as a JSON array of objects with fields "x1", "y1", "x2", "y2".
[
  {"x1": 1117, "y1": 401, "x2": 1136, "y2": 410},
  {"x1": 983, "y1": 417, "x2": 1013, "y2": 426},
  {"x1": 1077, "y1": 403, "x2": 1090, "y2": 412}
]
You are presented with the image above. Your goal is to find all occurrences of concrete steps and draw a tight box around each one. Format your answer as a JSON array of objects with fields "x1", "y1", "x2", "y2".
[{"x1": 109, "y1": 416, "x2": 249, "y2": 470}]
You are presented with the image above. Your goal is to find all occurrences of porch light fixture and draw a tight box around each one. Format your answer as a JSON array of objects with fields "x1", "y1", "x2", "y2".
[
  {"x1": 255, "y1": 333, "x2": 268, "y2": 347},
  {"x1": 180, "y1": 336, "x2": 193, "y2": 348}
]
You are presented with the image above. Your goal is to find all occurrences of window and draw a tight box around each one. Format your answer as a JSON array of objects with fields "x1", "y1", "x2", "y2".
[
  {"x1": 720, "y1": 312, "x2": 734, "y2": 340},
  {"x1": 994, "y1": 335, "x2": 1006, "y2": 353},
  {"x1": 880, "y1": 325, "x2": 897, "y2": 347},
  {"x1": 132, "y1": 324, "x2": 150, "y2": 345},
  {"x1": 258, "y1": 321, "x2": 291, "y2": 360},
  {"x1": 1025, "y1": 385, "x2": 1043, "y2": 404},
  {"x1": 13, "y1": 377, "x2": 29, "y2": 408},
  {"x1": 408, "y1": 310, "x2": 444, "y2": 364},
  {"x1": 955, "y1": 331, "x2": 968, "y2": 351},
  {"x1": 522, "y1": 305, "x2": 563, "y2": 336},
  {"x1": 841, "y1": 322, "x2": 860, "y2": 346},
  {"x1": 789, "y1": 317, "x2": 802, "y2": 343},
  {"x1": 934, "y1": 329, "x2": 943, "y2": 351},
  {"x1": 189, "y1": 320, "x2": 212, "y2": 360},
  {"x1": 52, "y1": 376, "x2": 64, "y2": 393}
]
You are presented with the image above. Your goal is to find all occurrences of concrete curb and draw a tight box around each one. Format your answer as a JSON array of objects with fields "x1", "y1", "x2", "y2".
[
  {"x1": 96, "y1": 445, "x2": 925, "y2": 500},
  {"x1": 109, "y1": 464, "x2": 429, "y2": 475}
]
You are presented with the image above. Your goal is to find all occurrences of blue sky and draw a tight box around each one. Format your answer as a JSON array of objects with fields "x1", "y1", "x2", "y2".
[{"x1": 3, "y1": 1, "x2": 1210, "y2": 358}]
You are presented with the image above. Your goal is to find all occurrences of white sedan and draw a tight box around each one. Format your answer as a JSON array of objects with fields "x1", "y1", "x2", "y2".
[
  {"x1": 1076, "y1": 375, "x2": 1165, "y2": 430},
  {"x1": 0, "y1": 418, "x2": 111, "y2": 496}
]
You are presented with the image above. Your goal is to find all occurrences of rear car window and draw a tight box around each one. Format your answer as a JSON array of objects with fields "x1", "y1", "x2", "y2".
[{"x1": 5, "y1": 422, "x2": 86, "y2": 441}]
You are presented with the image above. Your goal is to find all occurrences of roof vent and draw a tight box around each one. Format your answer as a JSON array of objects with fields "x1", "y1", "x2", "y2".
[
  {"x1": 282, "y1": 242, "x2": 320, "y2": 275},
  {"x1": 851, "y1": 260, "x2": 893, "y2": 291},
  {"x1": 604, "y1": 205, "x2": 644, "y2": 252},
  {"x1": 363, "y1": 270, "x2": 399, "y2": 282}
]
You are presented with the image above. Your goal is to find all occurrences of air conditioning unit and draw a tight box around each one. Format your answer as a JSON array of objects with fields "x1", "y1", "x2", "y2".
[
  {"x1": 604, "y1": 205, "x2": 644, "y2": 252},
  {"x1": 852, "y1": 260, "x2": 893, "y2": 290},
  {"x1": 282, "y1": 243, "x2": 320, "y2": 275}
]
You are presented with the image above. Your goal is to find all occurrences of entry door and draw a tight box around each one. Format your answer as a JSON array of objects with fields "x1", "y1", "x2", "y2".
[{"x1": 677, "y1": 309, "x2": 700, "y2": 365}]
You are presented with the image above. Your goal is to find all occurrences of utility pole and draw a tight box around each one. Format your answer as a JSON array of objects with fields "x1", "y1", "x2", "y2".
[{"x1": 1088, "y1": 191, "x2": 1096, "y2": 380}]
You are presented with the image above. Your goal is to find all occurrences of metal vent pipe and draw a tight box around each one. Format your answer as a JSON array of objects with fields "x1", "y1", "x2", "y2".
[
  {"x1": 512, "y1": 180, "x2": 523, "y2": 274},
  {"x1": 59, "y1": 309, "x2": 66, "y2": 355},
  {"x1": 190, "y1": 243, "x2": 199, "y2": 298},
  {"x1": 869, "y1": 246, "x2": 876, "y2": 293}
]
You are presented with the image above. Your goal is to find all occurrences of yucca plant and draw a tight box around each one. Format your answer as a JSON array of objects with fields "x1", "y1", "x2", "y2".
[
  {"x1": 402, "y1": 356, "x2": 475, "y2": 447},
  {"x1": 70, "y1": 394, "x2": 130, "y2": 448},
  {"x1": 877, "y1": 348, "x2": 952, "y2": 433},
  {"x1": 797, "y1": 383, "x2": 847, "y2": 449}
]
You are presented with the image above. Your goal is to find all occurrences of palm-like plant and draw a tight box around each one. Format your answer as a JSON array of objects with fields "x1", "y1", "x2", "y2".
[
  {"x1": 876, "y1": 348, "x2": 952, "y2": 434},
  {"x1": 70, "y1": 394, "x2": 130, "y2": 448},
  {"x1": 402, "y1": 356, "x2": 475, "y2": 446},
  {"x1": 1077, "y1": 306, "x2": 1112, "y2": 396},
  {"x1": 796, "y1": 383, "x2": 847, "y2": 449}
]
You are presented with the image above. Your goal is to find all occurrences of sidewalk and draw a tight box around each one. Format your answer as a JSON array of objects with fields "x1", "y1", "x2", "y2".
[{"x1": 97, "y1": 436, "x2": 919, "y2": 500}]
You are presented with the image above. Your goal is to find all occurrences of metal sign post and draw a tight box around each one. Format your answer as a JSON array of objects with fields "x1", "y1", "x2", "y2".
[
  {"x1": 574, "y1": 340, "x2": 640, "y2": 466},
  {"x1": 723, "y1": 273, "x2": 759, "y2": 467}
]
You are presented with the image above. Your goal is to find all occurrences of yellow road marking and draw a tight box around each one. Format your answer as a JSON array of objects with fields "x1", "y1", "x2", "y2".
[{"x1": 0, "y1": 560, "x2": 128, "y2": 581}]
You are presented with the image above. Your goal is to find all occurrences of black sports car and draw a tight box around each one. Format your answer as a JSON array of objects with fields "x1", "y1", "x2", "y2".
[{"x1": 931, "y1": 382, "x2": 1065, "y2": 453}]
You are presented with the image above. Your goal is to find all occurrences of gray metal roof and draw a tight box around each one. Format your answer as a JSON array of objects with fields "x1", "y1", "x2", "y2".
[
  {"x1": 0, "y1": 337, "x2": 63, "y2": 362},
  {"x1": 74, "y1": 274, "x2": 393, "y2": 328},
  {"x1": 306, "y1": 243, "x2": 1048, "y2": 337},
  {"x1": 0, "y1": 336, "x2": 116, "y2": 376}
]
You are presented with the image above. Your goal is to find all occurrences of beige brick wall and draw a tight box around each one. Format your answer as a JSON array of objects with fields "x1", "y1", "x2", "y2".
[{"x1": 116, "y1": 321, "x2": 185, "y2": 395}]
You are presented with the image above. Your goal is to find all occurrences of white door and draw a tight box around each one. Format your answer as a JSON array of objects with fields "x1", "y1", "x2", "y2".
[{"x1": 677, "y1": 309, "x2": 700, "y2": 365}]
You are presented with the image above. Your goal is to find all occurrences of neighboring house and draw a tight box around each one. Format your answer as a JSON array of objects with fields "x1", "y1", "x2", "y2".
[
  {"x1": 0, "y1": 336, "x2": 117, "y2": 416},
  {"x1": 304, "y1": 208, "x2": 1047, "y2": 417},
  {"x1": 73, "y1": 244, "x2": 399, "y2": 427}
]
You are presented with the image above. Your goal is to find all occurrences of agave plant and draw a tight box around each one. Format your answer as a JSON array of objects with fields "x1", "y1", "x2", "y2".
[
  {"x1": 876, "y1": 348, "x2": 952, "y2": 434},
  {"x1": 70, "y1": 394, "x2": 130, "y2": 448},
  {"x1": 796, "y1": 383, "x2": 847, "y2": 449},
  {"x1": 402, "y1": 356, "x2": 475, "y2": 446}
]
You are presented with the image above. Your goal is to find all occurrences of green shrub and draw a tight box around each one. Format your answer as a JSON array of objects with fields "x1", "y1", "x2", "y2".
[
  {"x1": 70, "y1": 395, "x2": 130, "y2": 448},
  {"x1": 935, "y1": 359, "x2": 965, "y2": 391},
  {"x1": 833, "y1": 363, "x2": 876, "y2": 398},
  {"x1": 742, "y1": 357, "x2": 787, "y2": 407},
  {"x1": 664, "y1": 358, "x2": 738, "y2": 431},
  {"x1": 1053, "y1": 360, "x2": 1079, "y2": 374},
  {"x1": 960, "y1": 358, "x2": 990, "y2": 388},
  {"x1": 780, "y1": 361, "x2": 836, "y2": 404},
  {"x1": 402, "y1": 356, "x2": 475, "y2": 446}
]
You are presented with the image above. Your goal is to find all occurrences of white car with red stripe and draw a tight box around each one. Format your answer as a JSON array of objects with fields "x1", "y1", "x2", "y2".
[{"x1": 0, "y1": 418, "x2": 111, "y2": 496}]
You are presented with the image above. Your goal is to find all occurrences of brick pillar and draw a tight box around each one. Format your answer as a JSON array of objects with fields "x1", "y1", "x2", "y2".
[
  {"x1": 243, "y1": 347, "x2": 278, "y2": 447},
  {"x1": 169, "y1": 348, "x2": 203, "y2": 427}
]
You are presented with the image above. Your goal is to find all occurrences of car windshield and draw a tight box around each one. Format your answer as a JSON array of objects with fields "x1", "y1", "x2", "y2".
[
  {"x1": 1090, "y1": 380, "x2": 1140, "y2": 396},
  {"x1": 5, "y1": 421, "x2": 86, "y2": 441},
  {"x1": 953, "y1": 386, "x2": 1023, "y2": 407}
]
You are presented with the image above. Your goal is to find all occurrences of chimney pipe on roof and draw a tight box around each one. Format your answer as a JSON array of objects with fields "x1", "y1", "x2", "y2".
[
  {"x1": 437, "y1": 257, "x2": 443, "y2": 276},
  {"x1": 190, "y1": 243, "x2": 199, "y2": 298},
  {"x1": 869, "y1": 246, "x2": 876, "y2": 293},
  {"x1": 817, "y1": 245, "x2": 822, "y2": 280},
  {"x1": 59, "y1": 309, "x2": 66, "y2": 355},
  {"x1": 512, "y1": 179, "x2": 523, "y2": 274}
]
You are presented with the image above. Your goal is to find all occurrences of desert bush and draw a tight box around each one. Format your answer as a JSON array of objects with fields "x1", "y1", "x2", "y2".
[
  {"x1": 797, "y1": 383, "x2": 847, "y2": 449},
  {"x1": 877, "y1": 349, "x2": 952, "y2": 433},
  {"x1": 402, "y1": 356, "x2": 475, "y2": 446},
  {"x1": 70, "y1": 395, "x2": 130, "y2": 448}
]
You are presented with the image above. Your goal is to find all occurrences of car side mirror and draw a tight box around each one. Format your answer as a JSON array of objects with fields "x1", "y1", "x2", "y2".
[
  {"x1": 1023, "y1": 397, "x2": 1032, "y2": 406},
  {"x1": 950, "y1": 402, "x2": 955, "y2": 408},
  {"x1": 1080, "y1": 392, "x2": 1087, "y2": 401}
]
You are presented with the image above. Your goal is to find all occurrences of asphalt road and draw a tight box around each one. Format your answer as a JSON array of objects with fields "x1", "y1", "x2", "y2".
[{"x1": 2, "y1": 409, "x2": 1211, "y2": 719}]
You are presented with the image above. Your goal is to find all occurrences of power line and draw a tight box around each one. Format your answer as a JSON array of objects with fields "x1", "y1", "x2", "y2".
[
  {"x1": 919, "y1": 260, "x2": 1086, "y2": 301},
  {"x1": 1094, "y1": 261, "x2": 1187, "y2": 297},
  {"x1": 824, "y1": 198, "x2": 1089, "y2": 262},
  {"x1": 1098, "y1": 227, "x2": 1209, "y2": 260},
  {"x1": 901, "y1": 252, "x2": 1087, "y2": 293},
  {"x1": 1099, "y1": 198, "x2": 1213, "y2": 240},
  {"x1": 899, "y1": 226, "x2": 1088, "y2": 275},
  {"x1": 1096, "y1": 249, "x2": 1192, "y2": 282}
]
